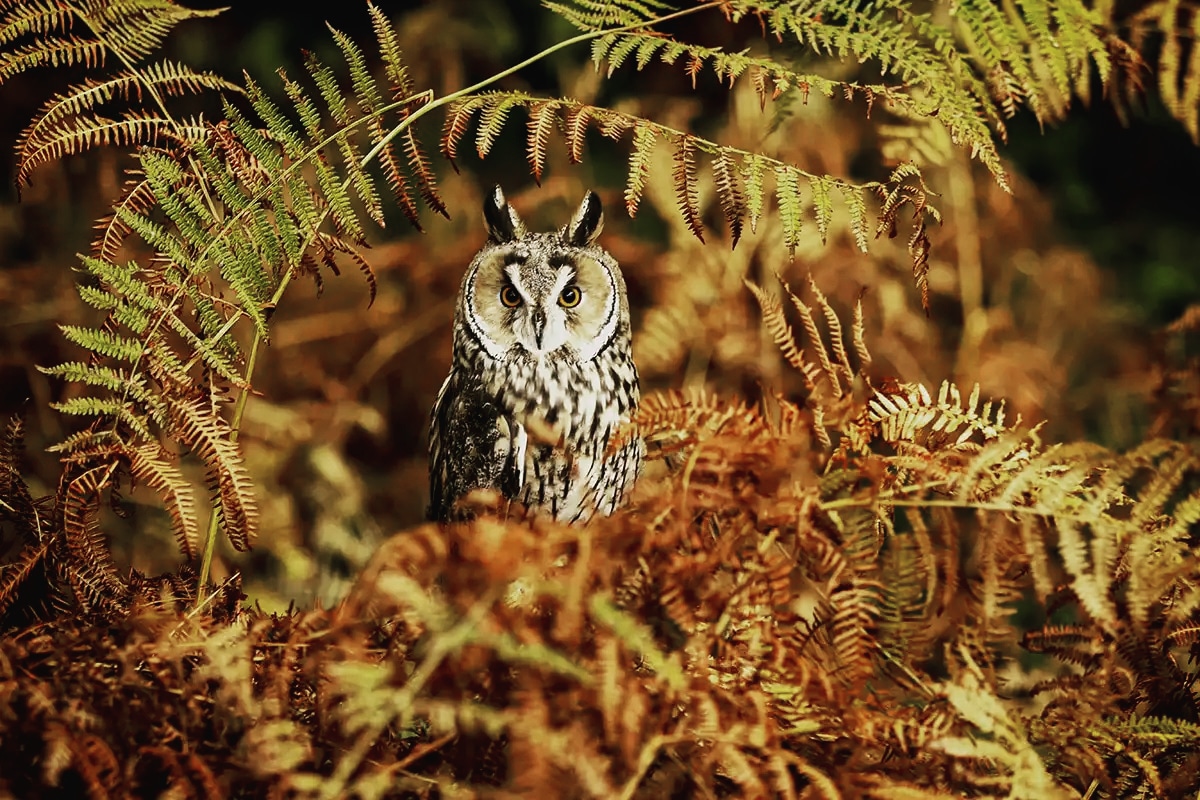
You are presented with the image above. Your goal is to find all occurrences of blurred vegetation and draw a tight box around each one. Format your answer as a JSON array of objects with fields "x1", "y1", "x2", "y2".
[{"x1": 2, "y1": 0, "x2": 1200, "y2": 797}]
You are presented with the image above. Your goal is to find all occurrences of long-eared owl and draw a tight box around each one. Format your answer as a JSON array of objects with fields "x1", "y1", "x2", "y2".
[{"x1": 427, "y1": 186, "x2": 643, "y2": 523}]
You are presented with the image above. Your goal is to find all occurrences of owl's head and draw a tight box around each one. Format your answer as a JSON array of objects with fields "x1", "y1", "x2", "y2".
[{"x1": 456, "y1": 185, "x2": 630, "y2": 363}]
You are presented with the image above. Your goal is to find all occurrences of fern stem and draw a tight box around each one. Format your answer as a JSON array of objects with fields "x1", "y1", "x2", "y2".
[{"x1": 195, "y1": 309, "x2": 270, "y2": 597}]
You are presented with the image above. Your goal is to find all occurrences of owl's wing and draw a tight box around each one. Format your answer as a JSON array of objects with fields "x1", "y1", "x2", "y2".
[{"x1": 427, "y1": 370, "x2": 526, "y2": 521}]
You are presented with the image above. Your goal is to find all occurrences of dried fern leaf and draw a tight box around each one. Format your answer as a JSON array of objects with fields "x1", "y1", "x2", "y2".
[
  {"x1": 127, "y1": 444, "x2": 200, "y2": 561},
  {"x1": 711, "y1": 151, "x2": 746, "y2": 247},
  {"x1": 670, "y1": 134, "x2": 704, "y2": 242}
]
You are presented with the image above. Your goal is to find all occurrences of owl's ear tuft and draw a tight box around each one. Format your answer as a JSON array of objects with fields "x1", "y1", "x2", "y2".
[
  {"x1": 562, "y1": 190, "x2": 604, "y2": 247},
  {"x1": 483, "y1": 185, "x2": 527, "y2": 243}
]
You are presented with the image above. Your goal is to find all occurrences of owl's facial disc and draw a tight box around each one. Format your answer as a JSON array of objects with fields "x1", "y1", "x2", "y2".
[
  {"x1": 505, "y1": 262, "x2": 575, "y2": 356},
  {"x1": 467, "y1": 236, "x2": 619, "y2": 362}
]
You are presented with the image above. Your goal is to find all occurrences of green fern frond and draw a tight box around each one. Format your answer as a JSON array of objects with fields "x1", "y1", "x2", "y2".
[
  {"x1": 49, "y1": 397, "x2": 156, "y2": 445},
  {"x1": 545, "y1": 0, "x2": 673, "y2": 31},
  {"x1": 809, "y1": 177, "x2": 834, "y2": 244},
  {"x1": 774, "y1": 165, "x2": 804, "y2": 258},
  {"x1": 475, "y1": 92, "x2": 525, "y2": 159},
  {"x1": 839, "y1": 185, "x2": 870, "y2": 253},
  {"x1": 58, "y1": 324, "x2": 145, "y2": 363},
  {"x1": 742, "y1": 154, "x2": 767, "y2": 233},
  {"x1": 40, "y1": 362, "x2": 158, "y2": 408},
  {"x1": 565, "y1": 0, "x2": 1147, "y2": 191},
  {"x1": 368, "y1": 3, "x2": 413, "y2": 97},
  {"x1": 441, "y1": 94, "x2": 938, "y2": 260},
  {"x1": 304, "y1": 50, "x2": 386, "y2": 228},
  {"x1": 624, "y1": 122, "x2": 656, "y2": 217}
]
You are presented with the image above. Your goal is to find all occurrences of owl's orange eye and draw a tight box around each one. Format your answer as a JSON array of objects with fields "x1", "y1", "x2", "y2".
[
  {"x1": 558, "y1": 284, "x2": 582, "y2": 308},
  {"x1": 500, "y1": 285, "x2": 522, "y2": 308}
]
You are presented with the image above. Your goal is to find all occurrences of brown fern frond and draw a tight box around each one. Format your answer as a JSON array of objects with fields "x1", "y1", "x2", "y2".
[
  {"x1": 60, "y1": 461, "x2": 130, "y2": 616},
  {"x1": 438, "y1": 97, "x2": 482, "y2": 172},
  {"x1": 0, "y1": 0, "x2": 74, "y2": 43},
  {"x1": 1023, "y1": 625, "x2": 1106, "y2": 667},
  {"x1": 564, "y1": 102, "x2": 591, "y2": 164},
  {"x1": 806, "y1": 275, "x2": 854, "y2": 389},
  {"x1": 0, "y1": 36, "x2": 107, "y2": 82},
  {"x1": 851, "y1": 290, "x2": 872, "y2": 374},
  {"x1": 71, "y1": 732, "x2": 122, "y2": 797},
  {"x1": 17, "y1": 111, "x2": 179, "y2": 186},
  {"x1": 711, "y1": 151, "x2": 745, "y2": 247},
  {"x1": 744, "y1": 280, "x2": 813, "y2": 387},
  {"x1": 126, "y1": 444, "x2": 199, "y2": 561},
  {"x1": 827, "y1": 581, "x2": 881, "y2": 686},
  {"x1": 401, "y1": 124, "x2": 447, "y2": 218},
  {"x1": 164, "y1": 395, "x2": 257, "y2": 552},
  {"x1": 91, "y1": 172, "x2": 153, "y2": 260},
  {"x1": 15, "y1": 62, "x2": 238, "y2": 186},
  {"x1": 0, "y1": 415, "x2": 34, "y2": 512},
  {"x1": 372, "y1": 121, "x2": 422, "y2": 232},
  {"x1": 1136, "y1": 0, "x2": 1200, "y2": 142},
  {"x1": 671, "y1": 134, "x2": 705, "y2": 242},
  {"x1": 607, "y1": 388, "x2": 762, "y2": 461},
  {"x1": 312, "y1": 231, "x2": 377, "y2": 307},
  {"x1": 910, "y1": 212, "x2": 933, "y2": 315},
  {"x1": 786, "y1": 280, "x2": 840, "y2": 399},
  {"x1": 61, "y1": 461, "x2": 118, "y2": 566},
  {"x1": 0, "y1": 541, "x2": 49, "y2": 620},
  {"x1": 593, "y1": 107, "x2": 631, "y2": 140},
  {"x1": 526, "y1": 99, "x2": 561, "y2": 185},
  {"x1": 869, "y1": 381, "x2": 1011, "y2": 448}
]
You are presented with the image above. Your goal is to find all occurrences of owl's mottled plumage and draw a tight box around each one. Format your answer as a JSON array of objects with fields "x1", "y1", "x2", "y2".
[{"x1": 427, "y1": 186, "x2": 643, "y2": 523}]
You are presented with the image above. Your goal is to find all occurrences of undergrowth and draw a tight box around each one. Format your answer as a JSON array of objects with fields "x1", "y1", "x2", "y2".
[{"x1": 2, "y1": 0, "x2": 1200, "y2": 797}]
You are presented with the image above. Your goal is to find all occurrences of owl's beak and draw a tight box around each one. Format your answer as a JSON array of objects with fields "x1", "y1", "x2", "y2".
[{"x1": 531, "y1": 308, "x2": 546, "y2": 349}]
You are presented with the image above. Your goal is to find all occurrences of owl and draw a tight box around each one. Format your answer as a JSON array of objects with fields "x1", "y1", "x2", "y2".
[{"x1": 427, "y1": 186, "x2": 644, "y2": 523}]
